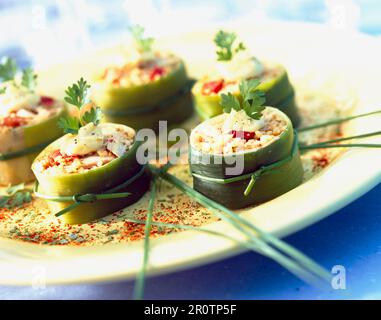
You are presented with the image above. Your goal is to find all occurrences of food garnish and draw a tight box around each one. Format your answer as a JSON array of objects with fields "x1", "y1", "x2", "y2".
[
  {"x1": 21, "y1": 67, "x2": 38, "y2": 92},
  {"x1": 0, "y1": 57, "x2": 17, "y2": 82},
  {"x1": 59, "y1": 78, "x2": 101, "y2": 134},
  {"x1": 220, "y1": 78, "x2": 266, "y2": 120},
  {"x1": 130, "y1": 164, "x2": 332, "y2": 299},
  {"x1": 129, "y1": 24, "x2": 154, "y2": 53},
  {"x1": 214, "y1": 30, "x2": 246, "y2": 62},
  {"x1": 0, "y1": 57, "x2": 38, "y2": 93}
]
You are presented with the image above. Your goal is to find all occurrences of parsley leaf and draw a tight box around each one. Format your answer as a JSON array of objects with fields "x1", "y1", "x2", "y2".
[
  {"x1": 130, "y1": 24, "x2": 154, "y2": 53},
  {"x1": 214, "y1": 30, "x2": 246, "y2": 61},
  {"x1": 58, "y1": 116, "x2": 81, "y2": 134},
  {"x1": 59, "y1": 78, "x2": 102, "y2": 134},
  {"x1": 0, "y1": 183, "x2": 33, "y2": 209},
  {"x1": 81, "y1": 106, "x2": 102, "y2": 126},
  {"x1": 220, "y1": 79, "x2": 266, "y2": 120},
  {"x1": 0, "y1": 57, "x2": 17, "y2": 82},
  {"x1": 21, "y1": 67, "x2": 38, "y2": 91},
  {"x1": 0, "y1": 58, "x2": 38, "y2": 92},
  {"x1": 221, "y1": 93, "x2": 240, "y2": 113},
  {"x1": 64, "y1": 77, "x2": 90, "y2": 109}
]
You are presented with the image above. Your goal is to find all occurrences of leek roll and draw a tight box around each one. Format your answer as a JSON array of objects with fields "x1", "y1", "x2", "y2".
[{"x1": 189, "y1": 107, "x2": 303, "y2": 209}]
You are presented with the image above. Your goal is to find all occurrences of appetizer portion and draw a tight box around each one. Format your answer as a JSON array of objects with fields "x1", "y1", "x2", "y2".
[
  {"x1": 92, "y1": 25, "x2": 193, "y2": 130},
  {"x1": 36, "y1": 123, "x2": 134, "y2": 175},
  {"x1": 189, "y1": 80, "x2": 304, "y2": 209},
  {"x1": 192, "y1": 30, "x2": 300, "y2": 126},
  {"x1": 191, "y1": 108, "x2": 287, "y2": 155},
  {"x1": 0, "y1": 58, "x2": 66, "y2": 185},
  {"x1": 32, "y1": 78, "x2": 150, "y2": 224}
]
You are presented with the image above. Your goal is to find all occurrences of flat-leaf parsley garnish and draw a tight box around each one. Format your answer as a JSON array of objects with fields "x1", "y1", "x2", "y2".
[
  {"x1": 64, "y1": 77, "x2": 90, "y2": 109},
  {"x1": 59, "y1": 78, "x2": 102, "y2": 134},
  {"x1": 0, "y1": 57, "x2": 38, "y2": 93},
  {"x1": 130, "y1": 24, "x2": 154, "y2": 53},
  {"x1": 21, "y1": 67, "x2": 38, "y2": 92},
  {"x1": 220, "y1": 79, "x2": 266, "y2": 120},
  {"x1": 57, "y1": 116, "x2": 80, "y2": 135},
  {"x1": 214, "y1": 30, "x2": 246, "y2": 61},
  {"x1": 0, "y1": 57, "x2": 17, "y2": 82},
  {"x1": 81, "y1": 106, "x2": 101, "y2": 126}
]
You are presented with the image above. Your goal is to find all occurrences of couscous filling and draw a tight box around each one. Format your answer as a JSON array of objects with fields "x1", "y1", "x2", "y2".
[
  {"x1": 101, "y1": 52, "x2": 180, "y2": 87},
  {"x1": 200, "y1": 66, "x2": 281, "y2": 96},
  {"x1": 0, "y1": 82, "x2": 61, "y2": 129},
  {"x1": 191, "y1": 108, "x2": 287, "y2": 155},
  {"x1": 35, "y1": 123, "x2": 135, "y2": 174}
]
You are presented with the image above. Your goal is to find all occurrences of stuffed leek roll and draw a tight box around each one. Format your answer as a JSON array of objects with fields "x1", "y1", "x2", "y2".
[
  {"x1": 192, "y1": 30, "x2": 300, "y2": 126},
  {"x1": 0, "y1": 58, "x2": 66, "y2": 185},
  {"x1": 32, "y1": 79, "x2": 150, "y2": 224},
  {"x1": 92, "y1": 25, "x2": 193, "y2": 130},
  {"x1": 189, "y1": 79, "x2": 303, "y2": 209}
]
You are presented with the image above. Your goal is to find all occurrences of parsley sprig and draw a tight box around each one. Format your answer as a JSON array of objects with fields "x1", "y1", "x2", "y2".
[
  {"x1": 21, "y1": 67, "x2": 38, "y2": 91},
  {"x1": 58, "y1": 78, "x2": 101, "y2": 134},
  {"x1": 64, "y1": 77, "x2": 90, "y2": 108},
  {"x1": 220, "y1": 79, "x2": 266, "y2": 120},
  {"x1": 214, "y1": 30, "x2": 246, "y2": 61},
  {"x1": 130, "y1": 24, "x2": 154, "y2": 53},
  {"x1": 0, "y1": 57, "x2": 38, "y2": 93},
  {"x1": 0, "y1": 57, "x2": 17, "y2": 82},
  {"x1": 0, "y1": 183, "x2": 32, "y2": 209}
]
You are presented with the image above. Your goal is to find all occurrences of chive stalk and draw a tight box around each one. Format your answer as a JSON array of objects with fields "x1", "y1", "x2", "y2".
[
  {"x1": 150, "y1": 165, "x2": 331, "y2": 285},
  {"x1": 298, "y1": 110, "x2": 381, "y2": 132},
  {"x1": 300, "y1": 143, "x2": 381, "y2": 150},
  {"x1": 299, "y1": 131, "x2": 381, "y2": 151},
  {"x1": 133, "y1": 181, "x2": 156, "y2": 300}
]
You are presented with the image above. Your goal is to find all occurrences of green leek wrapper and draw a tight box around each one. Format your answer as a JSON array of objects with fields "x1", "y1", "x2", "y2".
[
  {"x1": 92, "y1": 61, "x2": 194, "y2": 130},
  {"x1": 192, "y1": 66, "x2": 301, "y2": 127},
  {"x1": 189, "y1": 108, "x2": 304, "y2": 209},
  {"x1": 32, "y1": 133, "x2": 150, "y2": 224},
  {"x1": 0, "y1": 107, "x2": 66, "y2": 186}
]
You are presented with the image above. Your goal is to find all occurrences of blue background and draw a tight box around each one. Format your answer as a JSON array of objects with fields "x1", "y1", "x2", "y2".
[{"x1": 0, "y1": 0, "x2": 380, "y2": 299}]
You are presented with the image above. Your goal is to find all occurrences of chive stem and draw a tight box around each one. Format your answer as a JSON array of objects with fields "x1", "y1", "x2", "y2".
[
  {"x1": 244, "y1": 175, "x2": 256, "y2": 196},
  {"x1": 300, "y1": 143, "x2": 381, "y2": 150},
  {"x1": 150, "y1": 165, "x2": 331, "y2": 286},
  {"x1": 133, "y1": 181, "x2": 156, "y2": 300},
  {"x1": 55, "y1": 203, "x2": 81, "y2": 217},
  {"x1": 126, "y1": 217, "x2": 328, "y2": 289},
  {"x1": 302, "y1": 131, "x2": 381, "y2": 147},
  {"x1": 298, "y1": 110, "x2": 381, "y2": 132}
]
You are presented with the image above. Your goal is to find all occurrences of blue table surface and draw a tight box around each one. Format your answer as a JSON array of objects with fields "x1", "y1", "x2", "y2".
[{"x1": 1, "y1": 1, "x2": 381, "y2": 300}]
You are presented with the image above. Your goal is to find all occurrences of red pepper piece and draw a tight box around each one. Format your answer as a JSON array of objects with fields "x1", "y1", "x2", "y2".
[
  {"x1": 201, "y1": 79, "x2": 224, "y2": 95},
  {"x1": 62, "y1": 154, "x2": 80, "y2": 164},
  {"x1": 149, "y1": 66, "x2": 165, "y2": 81},
  {"x1": 2, "y1": 116, "x2": 27, "y2": 128},
  {"x1": 40, "y1": 96, "x2": 55, "y2": 107},
  {"x1": 231, "y1": 130, "x2": 256, "y2": 141},
  {"x1": 44, "y1": 150, "x2": 62, "y2": 169}
]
